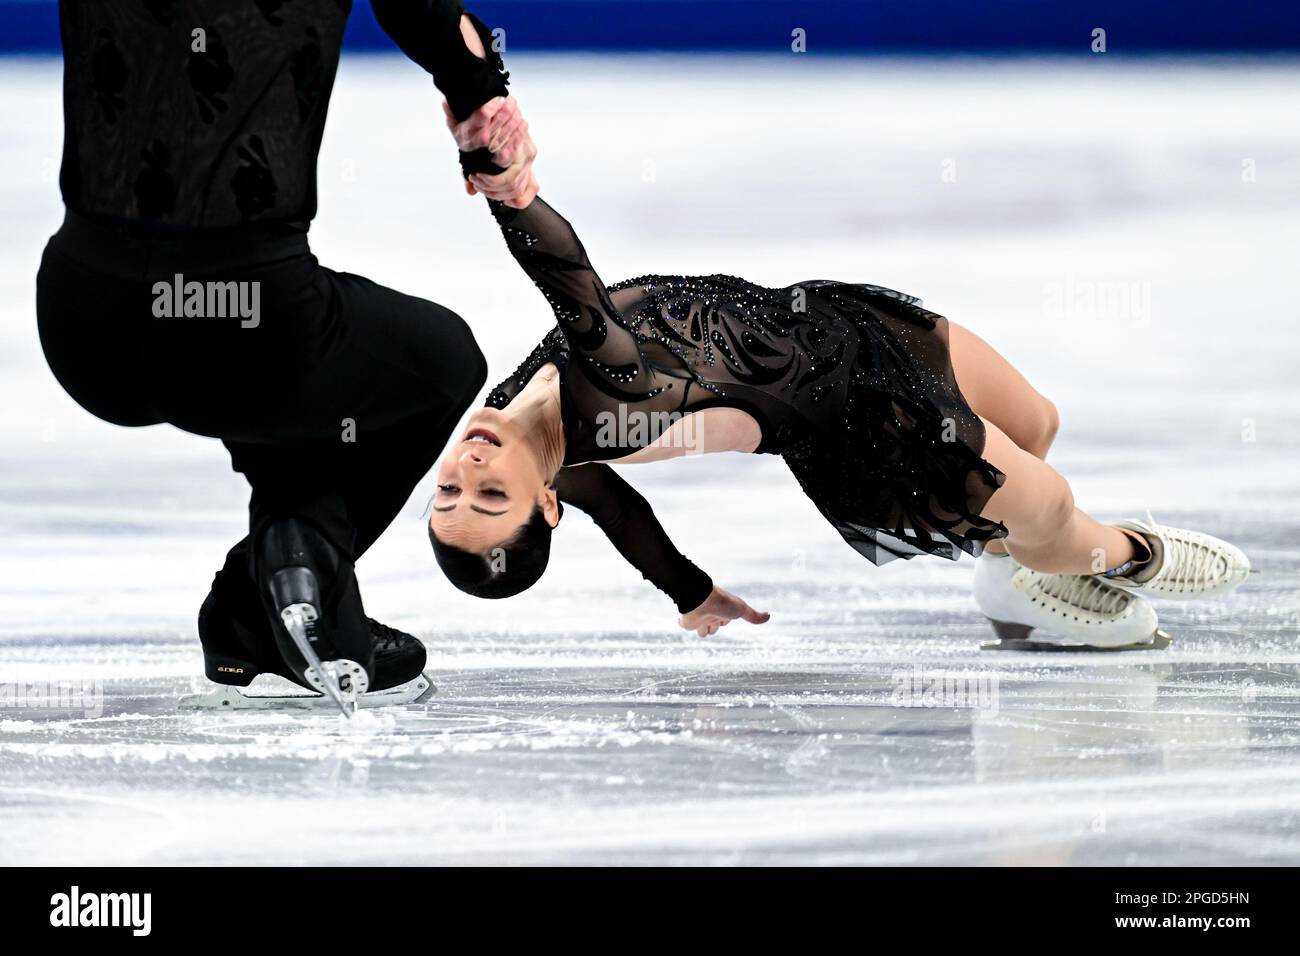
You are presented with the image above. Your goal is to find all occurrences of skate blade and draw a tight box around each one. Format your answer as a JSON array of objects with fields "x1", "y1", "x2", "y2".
[
  {"x1": 980, "y1": 629, "x2": 1172, "y2": 653},
  {"x1": 304, "y1": 658, "x2": 369, "y2": 717},
  {"x1": 179, "y1": 672, "x2": 436, "y2": 712},
  {"x1": 280, "y1": 602, "x2": 359, "y2": 717}
]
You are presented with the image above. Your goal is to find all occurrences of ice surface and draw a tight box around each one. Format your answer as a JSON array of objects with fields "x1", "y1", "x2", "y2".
[{"x1": 1, "y1": 55, "x2": 1299, "y2": 865}]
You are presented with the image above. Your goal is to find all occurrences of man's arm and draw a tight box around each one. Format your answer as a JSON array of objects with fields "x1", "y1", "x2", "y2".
[
  {"x1": 373, "y1": 1, "x2": 538, "y2": 204},
  {"x1": 370, "y1": 1, "x2": 506, "y2": 119}
]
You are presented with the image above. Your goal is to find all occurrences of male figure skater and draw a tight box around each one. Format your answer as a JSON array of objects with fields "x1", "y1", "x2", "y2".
[{"x1": 36, "y1": 1, "x2": 536, "y2": 712}]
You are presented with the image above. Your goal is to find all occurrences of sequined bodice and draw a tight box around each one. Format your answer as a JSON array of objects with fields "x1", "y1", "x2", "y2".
[
  {"x1": 483, "y1": 195, "x2": 1005, "y2": 604},
  {"x1": 485, "y1": 199, "x2": 946, "y2": 465}
]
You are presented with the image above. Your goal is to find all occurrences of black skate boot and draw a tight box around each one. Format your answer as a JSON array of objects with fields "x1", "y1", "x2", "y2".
[
  {"x1": 198, "y1": 578, "x2": 428, "y2": 694},
  {"x1": 254, "y1": 518, "x2": 380, "y2": 715}
]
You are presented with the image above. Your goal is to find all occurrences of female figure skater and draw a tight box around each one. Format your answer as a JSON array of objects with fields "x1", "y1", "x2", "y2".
[{"x1": 428, "y1": 185, "x2": 1249, "y2": 649}]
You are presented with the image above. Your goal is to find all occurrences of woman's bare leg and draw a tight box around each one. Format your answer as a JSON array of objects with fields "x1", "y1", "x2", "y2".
[
  {"x1": 947, "y1": 321, "x2": 1059, "y2": 460},
  {"x1": 942, "y1": 319, "x2": 1137, "y2": 572},
  {"x1": 947, "y1": 320, "x2": 1060, "y2": 554},
  {"x1": 976, "y1": 418, "x2": 1135, "y2": 574}
]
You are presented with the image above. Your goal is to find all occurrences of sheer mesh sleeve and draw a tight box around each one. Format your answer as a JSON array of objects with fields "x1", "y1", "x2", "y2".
[
  {"x1": 487, "y1": 198, "x2": 670, "y2": 420},
  {"x1": 553, "y1": 464, "x2": 713, "y2": 614}
]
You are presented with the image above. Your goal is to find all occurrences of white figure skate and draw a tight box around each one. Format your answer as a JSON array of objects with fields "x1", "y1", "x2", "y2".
[
  {"x1": 974, "y1": 551, "x2": 1169, "y2": 652},
  {"x1": 1105, "y1": 516, "x2": 1250, "y2": 600}
]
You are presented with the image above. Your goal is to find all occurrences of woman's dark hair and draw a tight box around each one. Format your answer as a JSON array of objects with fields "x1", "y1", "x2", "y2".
[{"x1": 429, "y1": 505, "x2": 555, "y2": 599}]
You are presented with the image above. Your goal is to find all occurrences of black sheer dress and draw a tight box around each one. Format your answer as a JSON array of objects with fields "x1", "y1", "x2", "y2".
[{"x1": 483, "y1": 197, "x2": 1008, "y2": 613}]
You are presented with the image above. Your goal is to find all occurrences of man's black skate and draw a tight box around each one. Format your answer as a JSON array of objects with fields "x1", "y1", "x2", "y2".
[
  {"x1": 198, "y1": 589, "x2": 428, "y2": 692},
  {"x1": 255, "y1": 518, "x2": 375, "y2": 714},
  {"x1": 193, "y1": 548, "x2": 432, "y2": 713}
]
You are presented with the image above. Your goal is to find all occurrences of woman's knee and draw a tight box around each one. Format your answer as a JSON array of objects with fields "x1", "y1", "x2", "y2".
[
  {"x1": 994, "y1": 461, "x2": 1076, "y2": 545},
  {"x1": 1034, "y1": 397, "x2": 1060, "y2": 455},
  {"x1": 1032, "y1": 469, "x2": 1075, "y2": 538}
]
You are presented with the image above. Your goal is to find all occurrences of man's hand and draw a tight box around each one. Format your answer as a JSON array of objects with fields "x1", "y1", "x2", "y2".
[
  {"x1": 678, "y1": 586, "x2": 771, "y2": 638},
  {"x1": 443, "y1": 96, "x2": 539, "y2": 208}
]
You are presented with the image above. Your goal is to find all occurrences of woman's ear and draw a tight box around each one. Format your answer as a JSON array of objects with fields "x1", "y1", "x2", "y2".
[{"x1": 541, "y1": 486, "x2": 561, "y2": 528}]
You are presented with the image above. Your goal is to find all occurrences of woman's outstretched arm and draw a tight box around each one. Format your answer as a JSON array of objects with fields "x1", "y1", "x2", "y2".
[
  {"x1": 482, "y1": 197, "x2": 668, "y2": 411},
  {"x1": 554, "y1": 464, "x2": 770, "y2": 636},
  {"x1": 554, "y1": 464, "x2": 712, "y2": 615}
]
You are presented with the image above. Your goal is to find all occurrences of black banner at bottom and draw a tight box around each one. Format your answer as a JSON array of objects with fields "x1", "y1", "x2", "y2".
[{"x1": 0, "y1": 866, "x2": 1282, "y2": 942}]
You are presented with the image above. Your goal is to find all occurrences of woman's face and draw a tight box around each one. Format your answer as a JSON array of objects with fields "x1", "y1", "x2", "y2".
[{"x1": 430, "y1": 408, "x2": 557, "y2": 552}]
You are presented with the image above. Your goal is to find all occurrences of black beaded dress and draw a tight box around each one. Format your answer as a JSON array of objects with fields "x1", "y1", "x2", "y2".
[{"x1": 483, "y1": 197, "x2": 1008, "y2": 613}]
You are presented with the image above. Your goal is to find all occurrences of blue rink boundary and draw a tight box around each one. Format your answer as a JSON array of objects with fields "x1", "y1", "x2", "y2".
[{"x1": 3, "y1": 0, "x2": 1299, "y2": 54}]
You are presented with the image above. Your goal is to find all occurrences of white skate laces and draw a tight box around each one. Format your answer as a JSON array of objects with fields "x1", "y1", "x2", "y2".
[
  {"x1": 1104, "y1": 515, "x2": 1250, "y2": 600},
  {"x1": 973, "y1": 551, "x2": 1161, "y2": 649},
  {"x1": 1030, "y1": 571, "x2": 1131, "y2": 619}
]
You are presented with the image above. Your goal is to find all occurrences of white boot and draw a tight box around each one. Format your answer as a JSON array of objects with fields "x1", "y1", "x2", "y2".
[
  {"x1": 973, "y1": 550, "x2": 1164, "y2": 650},
  {"x1": 1105, "y1": 517, "x2": 1250, "y2": 600}
]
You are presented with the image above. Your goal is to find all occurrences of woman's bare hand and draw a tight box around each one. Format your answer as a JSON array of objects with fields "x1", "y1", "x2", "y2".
[
  {"x1": 443, "y1": 97, "x2": 539, "y2": 207},
  {"x1": 466, "y1": 149, "x2": 539, "y2": 207},
  {"x1": 678, "y1": 586, "x2": 770, "y2": 638}
]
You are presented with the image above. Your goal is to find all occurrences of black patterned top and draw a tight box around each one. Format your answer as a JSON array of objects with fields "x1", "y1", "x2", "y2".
[
  {"x1": 484, "y1": 197, "x2": 1009, "y2": 609},
  {"x1": 56, "y1": 0, "x2": 507, "y2": 231}
]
